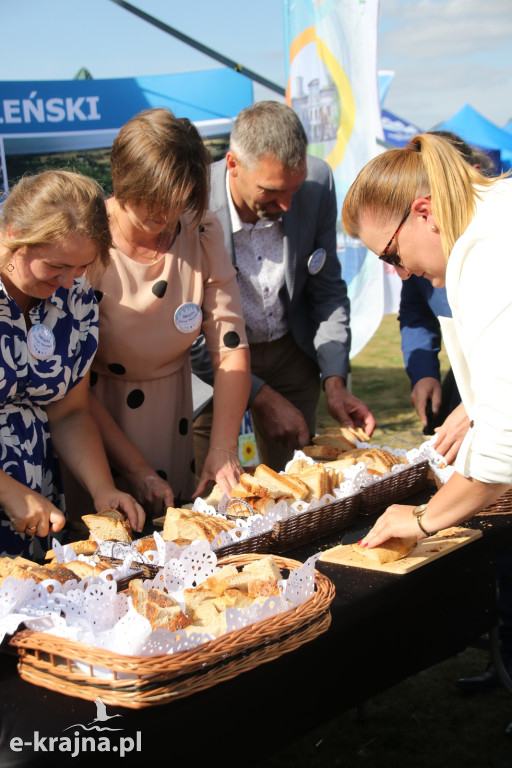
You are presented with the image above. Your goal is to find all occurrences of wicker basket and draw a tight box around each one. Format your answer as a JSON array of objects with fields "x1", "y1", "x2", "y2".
[
  {"x1": 476, "y1": 488, "x2": 512, "y2": 516},
  {"x1": 358, "y1": 460, "x2": 430, "y2": 516},
  {"x1": 9, "y1": 554, "x2": 335, "y2": 708},
  {"x1": 269, "y1": 494, "x2": 360, "y2": 553},
  {"x1": 428, "y1": 475, "x2": 512, "y2": 517},
  {"x1": 213, "y1": 529, "x2": 273, "y2": 557},
  {"x1": 151, "y1": 517, "x2": 272, "y2": 558}
]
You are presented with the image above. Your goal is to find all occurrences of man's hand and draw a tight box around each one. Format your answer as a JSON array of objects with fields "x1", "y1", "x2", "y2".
[
  {"x1": 251, "y1": 384, "x2": 310, "y2": 450},
  {"x1": 410, "y1": 377, "x2": 442, "y2": 426},
  {"x1": 431, "y1": 403, "x2": 470, "y2": 466},
  {"x1": 125, "y1": 471, "x2": 175, "y2": 518},
  {"x1": 324, "y1": 376, "x2": 376, "y2": 436}
]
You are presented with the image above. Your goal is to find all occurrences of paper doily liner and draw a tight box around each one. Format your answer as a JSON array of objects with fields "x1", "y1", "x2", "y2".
[
  {"x1": 416, "y1": 435, "x2": 455, "y2": 485},
  {"x1": 0, "y1": 541, "x2": 320, "y2": 675}
]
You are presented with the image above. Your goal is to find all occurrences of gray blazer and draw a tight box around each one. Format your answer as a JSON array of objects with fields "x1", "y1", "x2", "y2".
[{"x1": 190, "y1": 154, "x2": 351, "y2": 403}]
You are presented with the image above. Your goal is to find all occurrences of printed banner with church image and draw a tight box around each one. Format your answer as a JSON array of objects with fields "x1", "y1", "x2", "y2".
[{"x1": 282, "y1": 0, "x2": 389, "y2": 357}]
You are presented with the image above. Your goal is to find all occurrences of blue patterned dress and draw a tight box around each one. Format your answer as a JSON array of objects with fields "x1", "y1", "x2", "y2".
[{"x1": 0, "y1": 278, "x2": 98, "y2": 557}]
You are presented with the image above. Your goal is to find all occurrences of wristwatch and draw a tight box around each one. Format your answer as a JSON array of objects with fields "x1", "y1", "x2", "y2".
[{"x1": 412, "y1": 503, "x2": 435, "y2": 537}]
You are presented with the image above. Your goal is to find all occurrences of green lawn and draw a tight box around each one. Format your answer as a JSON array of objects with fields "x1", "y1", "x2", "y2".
[{"x1": 317, "y1": 313, "x2": 450, "y2": 448}]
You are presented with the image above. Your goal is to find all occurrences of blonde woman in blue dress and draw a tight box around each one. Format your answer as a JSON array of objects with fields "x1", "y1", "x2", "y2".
[{"x1": 0, "y1": 170, "x2": 145, "y2": 557}]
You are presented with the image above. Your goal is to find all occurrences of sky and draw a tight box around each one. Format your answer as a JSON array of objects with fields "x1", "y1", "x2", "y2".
[{"x1": 0, "y1": 0, "x2": 511, "y2": 131}]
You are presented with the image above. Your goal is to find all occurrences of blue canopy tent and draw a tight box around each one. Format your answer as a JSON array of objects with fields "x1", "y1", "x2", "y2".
[
  {"x1": 435, "y1": 104, "x2": 512, "y2": 172},
  {"x1": 0, "y1": 68, "x2": 254, "y2": 188}
]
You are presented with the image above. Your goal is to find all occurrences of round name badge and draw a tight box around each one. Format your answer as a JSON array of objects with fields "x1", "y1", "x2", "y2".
[
  {"x1": 27, "y1": 323, "x2": 56, "y2": 360},
  {"x1": 174, "y1": 302, "x2": 203, "y2": 333},
  {"x1": 307, "y1": 248, "x2": 327, "y2": 275}
]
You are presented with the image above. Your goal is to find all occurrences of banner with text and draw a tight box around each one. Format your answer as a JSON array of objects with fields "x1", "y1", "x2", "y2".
[{"x1": 282, "y1": 0, "x2": 389, "y2": 357}]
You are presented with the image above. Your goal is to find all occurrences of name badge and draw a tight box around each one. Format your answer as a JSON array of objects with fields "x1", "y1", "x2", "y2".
[
  {"x1": 174, "y1": 302, "x2": 202, "y2": 333},
  {"x1": 308, "y1": 248, "x2": 327, "y2": 275},
  {"x1": 27, "y1": 323, "x2": 56, "y2": 360}
]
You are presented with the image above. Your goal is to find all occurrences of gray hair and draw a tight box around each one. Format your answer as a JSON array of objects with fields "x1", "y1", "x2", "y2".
[{"x1": 229, "y1": 101, "x2": 308, "y2": 171}]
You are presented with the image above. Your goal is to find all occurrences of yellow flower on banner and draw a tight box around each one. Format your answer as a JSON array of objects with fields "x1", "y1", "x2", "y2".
[{"x1": 239, "y1": 435, "x2": 258, "y2": 466}]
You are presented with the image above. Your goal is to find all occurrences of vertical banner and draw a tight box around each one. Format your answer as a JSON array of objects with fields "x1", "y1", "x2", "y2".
[{"x1": 282, "y1": 0, "x2": 387, "y2": 357}]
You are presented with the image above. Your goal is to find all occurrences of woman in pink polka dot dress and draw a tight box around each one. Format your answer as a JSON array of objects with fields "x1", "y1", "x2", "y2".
[{"x1": 65, "y1": 109, "x2": 250, "y2": 519}]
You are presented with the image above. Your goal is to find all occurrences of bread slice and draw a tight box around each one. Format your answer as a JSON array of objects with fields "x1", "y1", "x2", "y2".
[
  {"x1": 242, "y1": 554, "x2": 283, "y2": 582},
  {"x1": 322, "y1": 426, "x2": 371, "y2": 443},
  {"x1": 239, "y1": 472, "x2": 280, "y2": 498},
  {"x1": 82, "y1": 509, "x2": 133, "y2": 543},
  {"x1": 253, "y1": 464, "x2": 309, "y2": 501},
  {"x1": 64, "y1": 560, "x2": 107, "y2": 580},
  {"x1": 129, "y1": 579, "x2": 192, "y2": 631},
  {"x1": 286, "y1": 458, "x2": 310, "y2": 474},
  {"x1": 45, "y1": 540, "x2": 98, "y2": 561},
  {"x1": 351, "y1": 536, "x2": 417, "y2": 564},
  {"x1": 133, "y1": 536, "x2": 158, "y2": 554},
  {"x1": 312, "y1": 433, "x2": 355, "y2": 451},
  {"x1": 162, "y1": 507, "x2": 235, "y2": 544},
  {"x1": 301, "y1": 445, "x2": 340, "y2": 461},
  {"x1": 202, "y1": 483, "x2": 226, "y2": 509},
  {"x1": 0, "y1": 556, "x2": 36, "y2": 576},
  {"x1": 289, "y1": 463, "x2": 330, "y2": 501}
]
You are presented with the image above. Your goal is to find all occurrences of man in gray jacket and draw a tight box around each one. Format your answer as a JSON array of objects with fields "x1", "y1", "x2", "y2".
[{"x1": 192, "y1": 101, "x2": 375, "y2": 473}]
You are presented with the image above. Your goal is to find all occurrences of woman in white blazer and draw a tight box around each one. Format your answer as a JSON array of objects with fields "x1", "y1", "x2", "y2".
[{"x1": 342, "y1": 133, "x2": 512, "y2": 547}]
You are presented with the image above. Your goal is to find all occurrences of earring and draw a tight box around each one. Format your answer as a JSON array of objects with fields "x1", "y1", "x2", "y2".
[
  {"x1": 6, "y1": 261, "x2": 14, "y2": 273},
  {"x1": 431, "y1": 225, "x2": 439, "y2": 232}
]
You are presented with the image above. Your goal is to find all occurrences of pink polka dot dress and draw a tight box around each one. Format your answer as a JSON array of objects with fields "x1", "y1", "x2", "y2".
[{"x1": 90, "y1": 210, "x2": 247, "y2": 502}]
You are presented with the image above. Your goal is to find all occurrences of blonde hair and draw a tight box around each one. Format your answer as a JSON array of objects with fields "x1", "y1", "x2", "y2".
[
  {"x1": 110, "y1": 108, "x2": 210, "y2": 226},
  {"x1": 0, "y1": 169, "x2": 111, "y2": 274},
  {"x1": 342, "y1": 133, "x2": 496, "y2": 257}
]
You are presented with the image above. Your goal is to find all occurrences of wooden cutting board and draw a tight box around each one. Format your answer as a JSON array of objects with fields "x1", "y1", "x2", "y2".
[{"x1": 319, "y1": 526, "x2": 482, "y2": 574}]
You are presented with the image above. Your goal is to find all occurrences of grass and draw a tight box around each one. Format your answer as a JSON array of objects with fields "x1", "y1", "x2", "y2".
[
  {"x1": 316, "y1": 313, "x2": 450, "y2": 447},
  {"x1": 255, "y1": 315, "x2": 512, "y2": 768},
  {"x1": 255, "y1": 647, "x2": 512, "y2": 768}
]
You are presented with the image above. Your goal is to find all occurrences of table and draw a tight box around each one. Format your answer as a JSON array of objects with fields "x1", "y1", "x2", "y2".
[{"x1": 0, "y1": 508, "x2": 508, "y2": 768}]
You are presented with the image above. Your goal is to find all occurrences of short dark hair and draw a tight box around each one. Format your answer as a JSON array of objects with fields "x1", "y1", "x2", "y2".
[{"x1": 111, "y1": 108, "x2": 210, "y2": 225}]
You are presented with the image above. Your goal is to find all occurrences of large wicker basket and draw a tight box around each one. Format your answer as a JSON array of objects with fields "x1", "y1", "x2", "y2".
[
  {"x1": 269, "y1": 493, "x2": 360, "y2": 553},
  {"x1": 9, "y1": 554, "x2": 335, "y2": 709},
  {"x1": 358, "y1": 460, "x2": 430, "y2": 516},
  {"x1": 428, "y1": 473, "x2": 512, "y2": 517},
  {"x1": 476, "y1": 488, "x2": 512, "y2": 516}
]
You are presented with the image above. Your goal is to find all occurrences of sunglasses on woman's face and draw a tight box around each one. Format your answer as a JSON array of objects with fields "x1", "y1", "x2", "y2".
[{"x1": 379, "y1": 208, "x2": 411, "y2": 269}]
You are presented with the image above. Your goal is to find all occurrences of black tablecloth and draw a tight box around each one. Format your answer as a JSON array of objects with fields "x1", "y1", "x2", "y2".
[{"x1": 0, "y1": 509, "x2": 507, "y2": 768}]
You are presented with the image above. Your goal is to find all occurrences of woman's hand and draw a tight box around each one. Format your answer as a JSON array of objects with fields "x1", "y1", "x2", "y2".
[
  {"x1": 193, "y1": 447, "x2": 242, "y2": 500},
  {"x1": 124, "y1": 471, "x2": 175, "y2": 517},
  {"x1": 432, "y1": 403, "x2": 470, "y2": 466},
  {"x1": 93, "y1": 487, "x2": 146, "y2": 533},
  {"x1": 0, "y1": 476, "x2": 66, "y2": 538},
  {"x1": 359, "y1": 504, "x2": 422, "y2": 549}
]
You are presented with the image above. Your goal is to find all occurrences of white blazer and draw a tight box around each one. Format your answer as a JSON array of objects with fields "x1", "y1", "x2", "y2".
[{"x1": 440, "y1": 179, "x2": 512, "y2": 484}]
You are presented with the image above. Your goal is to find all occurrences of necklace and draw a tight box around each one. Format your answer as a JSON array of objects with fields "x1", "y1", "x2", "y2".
[{"x1": 111, "y1": 208, "x2": 165, "y2": 262}]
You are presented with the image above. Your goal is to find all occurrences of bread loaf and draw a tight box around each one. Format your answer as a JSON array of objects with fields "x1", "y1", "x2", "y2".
[{"x1": 351, "y1": 536, "x2": 417, "y2": 564}]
